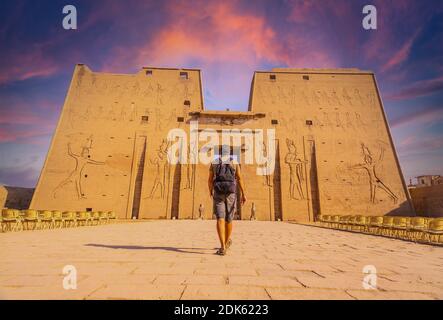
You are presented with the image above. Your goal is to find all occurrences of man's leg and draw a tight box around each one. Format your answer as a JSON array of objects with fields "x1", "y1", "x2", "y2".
[
  {"x1": 224, "y1": 193, "x2": 236, "y2": 249},
  {"x1": 216, "y1": 219, "x2": 226, "y2": 250},
  {"x1": 225, "y1": 221, "x2": 233, "y2": 246}
]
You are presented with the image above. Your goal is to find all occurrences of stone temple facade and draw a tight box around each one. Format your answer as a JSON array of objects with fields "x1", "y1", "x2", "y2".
[{"x1": 30, "y1": 64, "x2": 414, "y2": 222}]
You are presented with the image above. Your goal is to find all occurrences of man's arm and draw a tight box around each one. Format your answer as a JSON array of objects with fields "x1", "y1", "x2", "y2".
[
  {"x1": 208, "y1": 165, "x2": 214, "y2": 196},
  {"x1": 235, "y1": 165, "x2": 247, "y2": 204}
]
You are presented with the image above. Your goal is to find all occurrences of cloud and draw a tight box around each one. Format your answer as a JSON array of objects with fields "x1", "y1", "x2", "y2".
[
  {"x1": 379, "y1": 30, "x2": 421, "y2": 73},
  {"x1": 390, "y1": 105, "x2": 443, "y2": 128},
  {"x1": 385, "y1": 76, "x2": 443, "y2": 101},
  {"x1": 0, "y1": 99, "x2": 57, "y2": 143},
  {"x1": 0, "y1": 163, "x2": 40, "y2": 188},
  {"x1": 102, "y1": 0, "x2": 339, "y2": 108}
]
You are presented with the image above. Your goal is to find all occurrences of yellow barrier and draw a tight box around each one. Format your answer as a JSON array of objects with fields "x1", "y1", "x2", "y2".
[
  {"x1": 0, "y1": 208, "x2": 116, "y2": 232},
  {"x1": 317, "y1": 215, "x2": 442, "y2": 246}
]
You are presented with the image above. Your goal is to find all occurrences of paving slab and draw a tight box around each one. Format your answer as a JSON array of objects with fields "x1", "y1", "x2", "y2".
[{"x1": 0, "y1": 220, "x2": 442, "y2": 300}]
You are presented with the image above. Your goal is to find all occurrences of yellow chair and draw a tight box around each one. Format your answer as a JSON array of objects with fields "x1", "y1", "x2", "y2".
[
  {"x1": 23, "y1": 209, "x2": 41, "y2": 230},
  {"x1": 392, "y1": 216, "x2": 409, "y2": 239},
  {"x1": 381, "y1": 216, "x2": 394, "y2": 237},
  {"x1": 338, "y1": 215, "x2": 350, "y2": 230},
  {"x1": 319, "y1": 215, "x2": 328, "y2": 227},
  {"x1": 52, "y1": 210, "x2": 63, "y2": 228},
  {"x1": 2, "y1": 209, "x2": 22, "y2": 232},
  {"x1": 92, "y1": 211, "x2": 102, "y2": 225},
  {"x1": 77, "y1": 211, "x2": 91, "y2": 226},
  {"x1": 347, "y1": 216, "x2": 357, "y2": 231},
  {"x1": 99, "y1": 211, "x2": 108, "y2": 224},
  {"x1": 368, "y1": 216, "x2": 383, "y2": 235},
  {"x1": 426, "y1": 218, "x2": 443, "y2": 244},
  {"x1": 408, "y1": 217, "x2": 427, "y2": 242},
  {"x1": 62, "y1": 211, "x2": 77, "y2": 227},
  {"x1": 355, "y1": 215, "x2": 368, "y2": 232},
  {"x1": 0, "y1": 214, "x2": 3, "y2": 232},
  {"x1": 108, "y1": 211, "x2": 116, "y2": 222},
  {"x1": 39, "y1": 210, "x2": 54, "y2": 229},
  {"x1": 331, "y1": 215, "x2": 341, "y2": 229},
  {"x1": 18, "y1": 209, "x2": 26, "y2": 220}
]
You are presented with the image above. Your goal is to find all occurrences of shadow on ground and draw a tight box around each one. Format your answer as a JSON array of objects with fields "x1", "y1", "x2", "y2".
[{"x1": 84, "y1": 243, "x2": 217, "y2": 255}]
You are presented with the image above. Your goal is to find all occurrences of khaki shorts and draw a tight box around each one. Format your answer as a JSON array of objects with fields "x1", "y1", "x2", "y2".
[{"x1": 213, "y1": 192, "x2": 237, "y2": 222}]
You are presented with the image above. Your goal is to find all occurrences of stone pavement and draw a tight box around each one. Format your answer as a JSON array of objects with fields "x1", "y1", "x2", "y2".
[{"x1": 0, "y1": 220, "x2": 442, "y2": 300}]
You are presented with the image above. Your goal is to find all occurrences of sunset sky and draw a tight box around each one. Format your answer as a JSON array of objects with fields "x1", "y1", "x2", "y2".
[{"x1": 0, "y1": 0, "x2": 442, "y2": 187}]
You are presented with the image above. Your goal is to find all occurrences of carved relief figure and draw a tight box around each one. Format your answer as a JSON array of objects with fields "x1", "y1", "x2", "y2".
[
  {"x1": 353, "y1": 89, "x2": 365, "y2": 106},
  {"x1": 349, "y1": 143, "x2": 398, "y2": 204},
  {"x1": 259, "y1": 142, "x2": 272, "y2": 187},
  {"x1": 330, "y1": 90, "x2": 342, "y2": 106},
  {"x1": 146, "y1": 139, "x2": 171, "y2": 199},
  {"x1": 285, "y1": 139, "x2": 307, "y2": 200},
  {"x1": 342, "y1": 88, "x2": 353, "y2": 106},
  {"x1": 183, "y1": 143, "x2": 196, "y2": 190},
  {"x1": 53, "y1": 136, "x2": 105, "y2": 199},
  {"x1": 156, "y1": 83, "x2": 165, "y2": 105}
]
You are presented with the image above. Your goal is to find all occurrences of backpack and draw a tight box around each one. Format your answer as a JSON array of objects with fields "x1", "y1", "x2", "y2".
[{"x1": 213, "y1": 159, "x2": 237, "y2": 195}]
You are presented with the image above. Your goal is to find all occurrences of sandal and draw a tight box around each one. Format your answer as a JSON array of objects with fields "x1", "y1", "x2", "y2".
[
  {"x1": 216, "y1": 248, "x2": 226, "y2": 256},
  {"x1": 226, "y1": 239, "x2": 232, "y2": 250}
]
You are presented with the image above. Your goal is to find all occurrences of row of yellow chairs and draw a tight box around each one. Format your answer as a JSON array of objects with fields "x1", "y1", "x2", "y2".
[
  {"x1": 318, "y1": 215, "x2": 443, "y2": 245},
  {"x1": 0, "y1": 209, "x2": 117, "y2": 232}
]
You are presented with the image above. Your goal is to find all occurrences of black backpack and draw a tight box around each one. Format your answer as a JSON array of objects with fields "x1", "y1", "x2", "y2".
[{"x1": 214, "y1": 160, "x2": 237, "y2": 195}]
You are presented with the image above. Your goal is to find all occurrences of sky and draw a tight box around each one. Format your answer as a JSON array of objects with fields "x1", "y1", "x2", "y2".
[{"x1": 0, "y1": 0, "x2": 442, "y2": 188}]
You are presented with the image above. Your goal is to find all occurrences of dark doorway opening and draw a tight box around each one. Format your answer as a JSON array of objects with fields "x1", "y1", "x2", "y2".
[{"x1": 131, "y1": 136, "x2": 147, "y2": 219}]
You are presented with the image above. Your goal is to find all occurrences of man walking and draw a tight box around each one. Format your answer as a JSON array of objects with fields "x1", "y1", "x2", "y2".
[{"x1": 208, "y1": 145, "x2": 247, "y2": 256}]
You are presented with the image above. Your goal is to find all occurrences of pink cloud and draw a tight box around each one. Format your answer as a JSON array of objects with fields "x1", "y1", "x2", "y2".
[
  {"x1": 385, "y1": 76, "x2": 443, "y2": 101},
  {"x1": 379, "y1": 30, "x2": 420, "y2": 73},
  {"x1": 0, "y1": 41, "x2": 61, "y2": 85},
  {"x1": 102, "y1": 0, "x2": 338, "y2": 108},
  {"x1": 390, "y1": 106, "x2": 443, "y2": 128}
]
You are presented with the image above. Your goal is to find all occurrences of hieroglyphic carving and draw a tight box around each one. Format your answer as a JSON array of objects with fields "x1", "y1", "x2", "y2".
[
  {"x1": 353, "y1": 89, "x2": 365, "y2": 106},
  {"x1": 285, "y1": 139, "x2": 307, "y2": 200},
  {"x1": 156, "y1": 83, "x2": 165, "y2": 105},
  {"x1": 183, "y1": 143, "x2": 197, "y2": 190},
  {"x1": 259, "y1": 142, "x2": 273, "y2": 187},
  {"x1": 330, "y1": 89, "x2": 342, "y2": 106},
  {"x1": 146, "y1": 139, "x2": 171, "y2": 199},
  {"x1": 349, "y1": 143, "x2": 398, "y2": 204},
  {"x1": 53, "y1": 136, "x2": 105, "y2": 199},
  {"x1": 335, "y1": 112, "x2": 344, "y2": 128},
  {"x1": 341, "y1": 88, "x2": 353, "y2": 106}
]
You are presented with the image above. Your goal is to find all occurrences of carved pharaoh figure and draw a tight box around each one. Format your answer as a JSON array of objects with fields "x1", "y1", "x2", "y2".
[
  {"x1": 285, "y1": 139, "x2": 307, "y2": 200},
  {"x1": 53, "y1": 136, "x2": 105, "y2": 199},
  {"x1": 349, "y1": 143, "x2": 398, "y2": 204}
]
